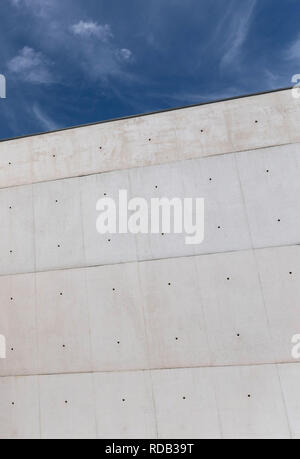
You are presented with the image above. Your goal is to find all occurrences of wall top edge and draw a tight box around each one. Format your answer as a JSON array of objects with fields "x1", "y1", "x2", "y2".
[{"x1": 0, "y1": 86, "x2": 293, "y2": 144}]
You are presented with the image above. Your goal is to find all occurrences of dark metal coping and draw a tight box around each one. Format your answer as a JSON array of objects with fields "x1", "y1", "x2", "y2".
[{"x1": 0, "y1": 86, "x2": 293, "y2": 143}]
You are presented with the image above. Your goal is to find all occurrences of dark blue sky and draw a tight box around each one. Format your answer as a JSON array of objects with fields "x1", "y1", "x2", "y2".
[{"x1": 0, "y1": 0, "x2": 299, "y2": 139}]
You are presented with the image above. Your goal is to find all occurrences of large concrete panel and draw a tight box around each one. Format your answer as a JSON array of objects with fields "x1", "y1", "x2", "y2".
[
  {"x1": 0, "y1": 185, "x2": 34, "y2": 275},
  {"x1": 133, "y1": 111, "x2": 180, "y2": 167},
  {"x1": 152, "y1": 368, "x2": 221, "y2": 439},
  {"x1": 94, "y1": 371, "x2": 156, "y2": 439},
  {"x1": 0, "y1": 138, "x2": 33, "y2": 189},
  {"x1": 39, "y1": 373, "x2": 97, "y2": 439},
  {"x1": 196, "y1": 250, "x2": 274, "y2": 366},
  {"x1": 256, "y1": 245, "x2": 300, "y2": 363},
  {"x1": 86, "y1": 263, "x2": 148, "y2": 372},
  {"x1": 0, "y1": 376, "x2": 40, "y2": 439},
  {"x1": 236, "y1": 143, "x2": 300, "y2": 248},
  {"x1": 130, "y1": 162, "x2": 197, "y2": 261},
  {"x1": 223, "y1": 91, "x2": 294, "y2": 152},
  {"x1": 174, "y1": 101, "x2": 231, "y2": 159},
  {"x1": 182, "y1": 155, "x2": 252, "y2": 255},
  {"x1": 34, "y1": 178, "x2": 84, "y2": 272},
  {"x1": 213, "y1": 364, "x2": 291, "y2": 439},
  {"x1": 35, "y1": 269, "x2": 92, "y2": 375},
  {"x1": 0, "y1": 273, "x2": 38, "y2": 376},
  {"x1": 139, "y1": 256, "x2": 211, "y2": 369},
  {"x1": 0, "y1": 90, "x2": 299, "y2": 189},
  {"x1": 80, "y1": 170, "x2": 137, "y2": 266}
]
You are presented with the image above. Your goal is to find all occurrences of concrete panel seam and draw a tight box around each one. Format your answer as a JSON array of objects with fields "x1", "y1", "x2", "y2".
[
  {"x1": 1, "y1": 243, "x2": 299, "y2": 279},
  {"x1": 0, "y1": 139, "x2": 299, "y2": 192},
  {"x1": 2, "y1": 361, "x2": 300, "y2": 380},
  {"x1": 276, "y1": 364, "x2": 293, "y2": 437}
]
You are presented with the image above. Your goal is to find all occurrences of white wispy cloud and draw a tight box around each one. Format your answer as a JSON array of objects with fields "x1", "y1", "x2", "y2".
[
  {"x1": 156, "y1": 87, "x2": 242, "y2": 105},
  {"x1": 286, "y1": 34, "x2": 300, "y2": 62},
  {"x1": 221, "y1": 0, "x2": 257, "y2": 68},
  {"x1": 116, "y1": 48, "x2": 133, "y2": 62},
  {"x1": 7, "y1": 47, "x2": 54, "y2": 84},
  {"x1": 9, "y1": 0, "x2": 53, "y2": 16},
  {"x1": 69, "y1": 20, "x2": 133, "y2": 80},
  {"x1": 264, "y1": 69, "x2": 288, "y2": 89},
  {"x1": 70, "y1": 21, "x2": 113, "y2": 42},
  {"x1": 32, "y1": 104, "x2": 59, "y2": 131}
]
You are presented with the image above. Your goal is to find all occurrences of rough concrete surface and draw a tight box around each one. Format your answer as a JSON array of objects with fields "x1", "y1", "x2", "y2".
[{"x1": 0, "y1": 88, "x2": 299, "y2": 439}]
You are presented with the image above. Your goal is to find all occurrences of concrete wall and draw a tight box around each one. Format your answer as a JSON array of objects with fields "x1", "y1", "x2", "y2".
[{"x1": 0, "y1": 88, "x2": 299, "y2": 439}]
